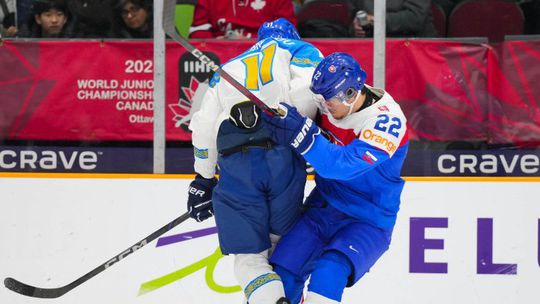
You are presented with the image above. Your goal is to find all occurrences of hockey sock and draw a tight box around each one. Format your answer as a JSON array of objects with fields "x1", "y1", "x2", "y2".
[
  {"x1": 273, "y1": 264, "x2": 306, "y2": 304},
  {"x1": 234, "y1": 252, "x2": 286, "y2": 304},
  {"x1": 306, "y1": 251, "x2": 352, "y2": 302}
]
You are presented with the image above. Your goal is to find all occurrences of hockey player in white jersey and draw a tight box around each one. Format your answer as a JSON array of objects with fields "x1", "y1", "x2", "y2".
[
  {"x1": 186, "y1": 18, "x2": 323, "y2": 304},
  {"x1": 263, "y1": 52, "x2": 409, "y2": 304}
]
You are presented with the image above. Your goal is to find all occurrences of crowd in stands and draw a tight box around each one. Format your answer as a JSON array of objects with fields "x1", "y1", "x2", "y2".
[
  {"x1": 0, "y1": 0, "x2": 538, "y2": 40},
  {"x1": 0, "y1": 0, "x2": 17, "y2": 37},
  {"x1": 1, "y1": 0, "x2": 153, "y2": 38}
]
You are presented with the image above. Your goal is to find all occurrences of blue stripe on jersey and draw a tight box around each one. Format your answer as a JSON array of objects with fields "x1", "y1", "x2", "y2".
[{"x1": 275, "y1": 39, "x2": 322, "y2": 68}]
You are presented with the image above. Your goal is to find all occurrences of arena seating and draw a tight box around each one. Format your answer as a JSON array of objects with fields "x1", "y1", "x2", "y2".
[{"x1": 447, "y1": 0, "x2": 525, "y2": 42}]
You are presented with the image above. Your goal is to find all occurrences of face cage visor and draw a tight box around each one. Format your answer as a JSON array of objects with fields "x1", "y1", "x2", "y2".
[{"x1": 313, "y1": 87, "x2": 358, "y2": 114}]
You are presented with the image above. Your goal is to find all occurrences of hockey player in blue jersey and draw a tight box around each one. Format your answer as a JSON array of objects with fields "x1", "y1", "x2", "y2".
[
  {"x1": 186, "y1": 18, "x2": 323, "y2": 304},
  {"x1": 263, "y1": 52, "x2": 409, "y2": 304}
]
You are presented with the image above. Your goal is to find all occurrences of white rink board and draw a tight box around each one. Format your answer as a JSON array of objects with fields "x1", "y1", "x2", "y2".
[{"x1": 0, "y1": 177, "x2": 538, "y2": 304}]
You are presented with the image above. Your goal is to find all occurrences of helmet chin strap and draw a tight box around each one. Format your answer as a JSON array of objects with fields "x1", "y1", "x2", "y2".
[{"x1": 345, "y1": 92, "x2": 361, "y2": 116}]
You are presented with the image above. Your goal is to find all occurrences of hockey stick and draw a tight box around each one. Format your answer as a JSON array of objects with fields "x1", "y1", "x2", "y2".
[
  {"x1": 162, "y1": 0, "x2": 282, "y2": 117},
  {"x1": 4, "y1": 211, "x2": 191, "y2": 298}
]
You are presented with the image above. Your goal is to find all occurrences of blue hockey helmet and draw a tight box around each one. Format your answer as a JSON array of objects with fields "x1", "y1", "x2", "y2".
[
  {"x1": 310, "y1": 52, "x2": 367, "y2": 104},
  {"x1": 257, "y1": 18, "x2": 301, "y2": 41}
]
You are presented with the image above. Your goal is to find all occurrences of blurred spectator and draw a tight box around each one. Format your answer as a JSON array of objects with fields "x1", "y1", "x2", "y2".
[
  {"x1": 432, "y1": 0, "x2": 460, "y2": 15},
  {"x1": 521, "y1": 0, "x2": 540, "y2": 34},
  {"x1": 0, "y1": 0, "x2": 17, "y2": 37},
  {"x1": 350, "y1": 0, "x2": 438, "y2": 37},
  {"x1": 110, "y1": 0, "x2": 152, "y2": 38},
  {"x1": 297, "y1": 0, "x2": 354, "y2": 38},
  {"x1": 292, "y1": 0, "x2": 304, "y2": 14},
  {"x1": 24, "y1": 0, "x2": 71, "y2": 38},
  {"x1": 69, "y1": 0, "x2": 113, "y2": 38},
  {"x1": 189, "y1": 0, "x2": 296, "y2": 39},
  {"x1": 16, "y1": 0, "x2": 33, "y2": 35}
]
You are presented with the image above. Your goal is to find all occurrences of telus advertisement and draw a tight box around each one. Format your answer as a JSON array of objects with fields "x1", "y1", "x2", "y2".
[{"x1": 0, "y1": 177, "x2": 538, "y2": 304}]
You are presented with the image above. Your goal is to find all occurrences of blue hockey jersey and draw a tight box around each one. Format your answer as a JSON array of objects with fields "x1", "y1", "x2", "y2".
[{"x1": 304, "y1": 86, "x2": 409, "y2": 229}]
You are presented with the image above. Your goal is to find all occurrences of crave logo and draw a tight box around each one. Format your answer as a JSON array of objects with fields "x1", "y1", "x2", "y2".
[
  {"x1": 436, "y1": 152, "x2": 540, "y2": 175},
  {"x1": 0, "y1": 149, "x2": 99, "y2": 171}
]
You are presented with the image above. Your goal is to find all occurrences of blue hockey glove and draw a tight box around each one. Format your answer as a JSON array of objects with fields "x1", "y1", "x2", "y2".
[
  {"x1": 187, "y1": 174, "x2": 218, "y2": 222},
  {"x1": 262, "y1": 103, "x2": 320, "y2": 155}
]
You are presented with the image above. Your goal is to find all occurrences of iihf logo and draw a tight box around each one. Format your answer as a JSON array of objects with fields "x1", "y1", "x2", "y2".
[{"x1": 172, "y1": 51, "x2": 220, "y2": 131}]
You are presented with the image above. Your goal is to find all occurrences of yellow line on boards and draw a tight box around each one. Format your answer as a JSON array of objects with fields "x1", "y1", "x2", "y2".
[
  {"x1": 0, "y1": 172, "x2": 539, "y2": 182},
  {"x1": 0, "y1": 172, "x2": 196, "y2": 179},
  {"x1": 404, "y1": 176, "x2": 540, "y2": 182}
]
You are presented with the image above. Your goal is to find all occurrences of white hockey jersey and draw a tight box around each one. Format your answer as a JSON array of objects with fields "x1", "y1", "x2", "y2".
[{"x1": 189, "y1": 37, "x2": 323, "y2": 178}]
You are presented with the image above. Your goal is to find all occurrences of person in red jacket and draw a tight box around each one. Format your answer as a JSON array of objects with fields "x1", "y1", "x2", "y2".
[{"x1": 189, "y1": 0, "x2": 296, "y2": 39}]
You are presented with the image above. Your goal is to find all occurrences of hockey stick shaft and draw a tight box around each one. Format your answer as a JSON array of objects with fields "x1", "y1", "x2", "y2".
[
  {"x1": 162, "y1": 0, "x2": 282, "y2": 117},
  {"x1": 4, "y1": 211, "x2": 191, "y2": 298}
]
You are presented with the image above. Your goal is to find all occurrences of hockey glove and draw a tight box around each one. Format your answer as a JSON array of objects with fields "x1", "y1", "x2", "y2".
[
  {"x1": 187, "y1": 174, "x2": 218, "y2": 222},
  {"x1": 262, "y1": 103, "x2": 320, "y2": 155}
]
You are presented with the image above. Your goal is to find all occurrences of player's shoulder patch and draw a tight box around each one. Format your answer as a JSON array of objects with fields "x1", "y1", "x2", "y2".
[
  {"x1": 377, "y1": 105, "x2": 390, "y2": 112},
  {"x1": 361, "y1": 150, "x2": 379, "y2": 164},
  {"x1": 276, "y1": 40, "x2": 322, "y2": 68},
  {"x1": 291, "y1": 56, "x2": 320, "y2": 68}
]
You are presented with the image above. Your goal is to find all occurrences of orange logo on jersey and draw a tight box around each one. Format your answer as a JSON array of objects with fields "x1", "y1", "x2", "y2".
[{"x1": 361, "y1": 129, "x2": 397, "y2": 153}]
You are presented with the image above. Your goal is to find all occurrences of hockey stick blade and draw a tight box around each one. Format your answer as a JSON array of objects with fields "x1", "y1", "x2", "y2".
[
  {"x1": 162, "y1": 0, "x2": 282, "y2": 117},
  {"x1": 4, "y1": 277, "x2": 65, "y2": 299},
  {"x1": 4, "y1": 211, "x2": 191, "y2": 298}
]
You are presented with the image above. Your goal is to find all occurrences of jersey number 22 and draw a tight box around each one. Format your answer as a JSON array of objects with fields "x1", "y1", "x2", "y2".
[{"x1": 374, "y1": 114, "x2": 402, "y2": 138}]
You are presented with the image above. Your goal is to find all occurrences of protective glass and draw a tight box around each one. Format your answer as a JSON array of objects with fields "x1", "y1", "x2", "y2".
[{"x1": 313, "y1": 88, "x2": 358, "y2": 113}]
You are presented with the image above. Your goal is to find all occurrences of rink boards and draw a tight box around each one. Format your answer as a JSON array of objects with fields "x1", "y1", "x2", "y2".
[{"x1": 0, "y1": 174, "x2": 538, "y2": 304}]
